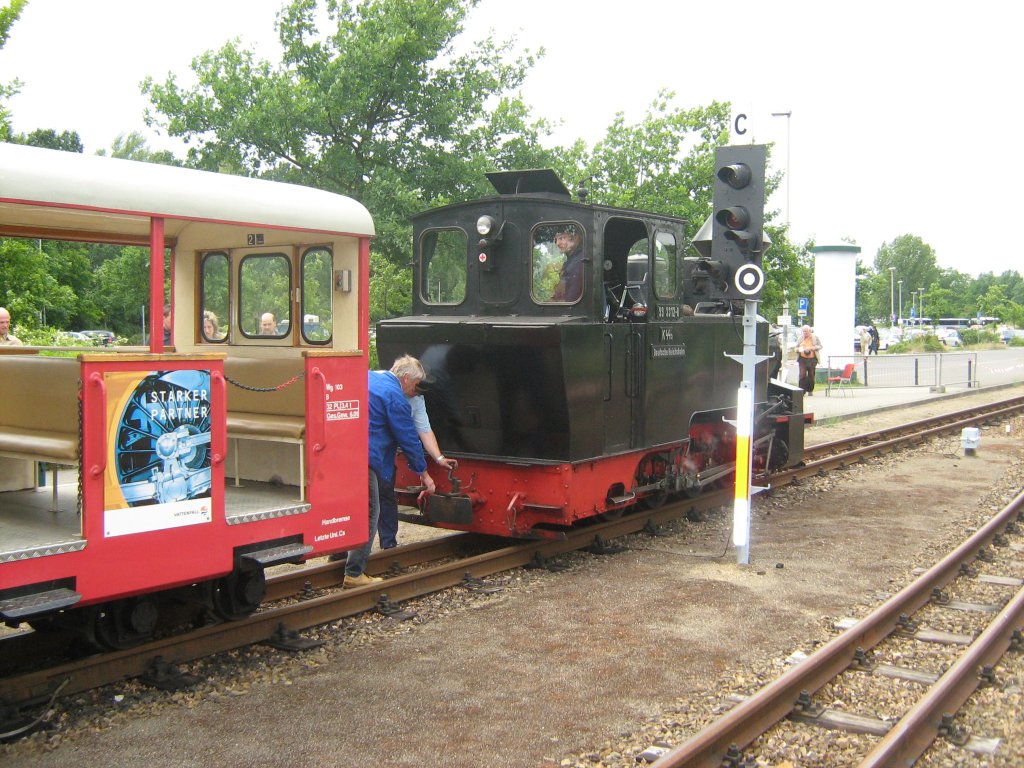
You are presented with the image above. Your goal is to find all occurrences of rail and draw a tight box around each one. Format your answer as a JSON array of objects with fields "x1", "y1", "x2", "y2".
[{"x1": 652, "y1": 489, "x2": 1024, "y2": 767}]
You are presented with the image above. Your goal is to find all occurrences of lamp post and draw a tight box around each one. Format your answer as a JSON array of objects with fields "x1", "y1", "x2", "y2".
[
  {"x1": 889, "y1": 267, "x2": 896, "y2": 326},
  {"x1": 898, "y1": 279, "x2": 903, "y2": 325},
  {"x1": 910, "y1": 290, "x2": 917, "y2": 321},
  {"x1": 771, "y1": 111, "x2": 792, "y2": 227}
]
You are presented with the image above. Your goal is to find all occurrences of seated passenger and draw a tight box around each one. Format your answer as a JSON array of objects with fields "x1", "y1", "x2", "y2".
[
  {"x1": 259, "y1": 312, "x2": 277, "y2": 336},
  {"x1": 203, "y1": 310, "x2": 224, "y2": 341}
]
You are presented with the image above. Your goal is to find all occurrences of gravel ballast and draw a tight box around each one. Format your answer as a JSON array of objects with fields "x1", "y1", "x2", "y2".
[{"x1": 5, "y1": 387, "x2": 1024, "y2": 767}]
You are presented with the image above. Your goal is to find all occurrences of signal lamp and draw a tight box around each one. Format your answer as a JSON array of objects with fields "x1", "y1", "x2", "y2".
[
  {"x1": 715, "y1": 206, "x2": 750, "y2": 231},
  {"x1": 718, "y1": 163, "x2": 751, "y2": 189}
]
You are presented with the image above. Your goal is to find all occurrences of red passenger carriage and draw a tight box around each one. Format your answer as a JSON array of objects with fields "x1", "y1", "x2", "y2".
[{"x1": 0, "y1": 144, "x2": 372, "y2": 647}]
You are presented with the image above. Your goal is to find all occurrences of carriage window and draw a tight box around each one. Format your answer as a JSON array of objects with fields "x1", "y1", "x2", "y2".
[
  {"x1": 421, "y1": 229, "x2": 467, "y2": 305},
  {"x1": 239, "y1": 252, "x2": 291, "y2": 338},
  {"x1": 533, "y1": 223, "x2": 585, "y2": 303},
  {"x1": 200, "y1": 251, "x2": 229, "y2": 343},
  {"x1": 654, "y1": 232, "x2": 678, "y2": 299},
  {"x1": 301, "y1": 247, "x2": 333, "y2": 343}
]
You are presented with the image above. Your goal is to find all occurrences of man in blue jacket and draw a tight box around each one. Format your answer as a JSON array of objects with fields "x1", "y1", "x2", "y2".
[{"x1": 343, "y1": 355, "x2": 437, "y2": 587}]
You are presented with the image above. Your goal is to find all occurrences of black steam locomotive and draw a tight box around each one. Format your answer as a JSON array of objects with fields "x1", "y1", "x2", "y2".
[{"x1": 377, "y1": 159, "x2": 807, "y2": 538}]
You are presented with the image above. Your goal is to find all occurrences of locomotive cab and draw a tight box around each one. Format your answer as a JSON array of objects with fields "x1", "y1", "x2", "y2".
[{"x1": 378, "y1": 169, "x2": 806, "y2": 537}]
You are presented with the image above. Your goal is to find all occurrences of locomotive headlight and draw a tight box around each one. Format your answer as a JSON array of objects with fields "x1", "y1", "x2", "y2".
[{"x1": 476, "y1": 215, "x2": 498, "y2": 236}]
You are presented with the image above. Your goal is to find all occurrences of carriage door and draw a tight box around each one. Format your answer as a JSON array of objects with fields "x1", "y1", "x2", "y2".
[{"x1": 601, "y1": 217, "x2": 649, "y2": 453}]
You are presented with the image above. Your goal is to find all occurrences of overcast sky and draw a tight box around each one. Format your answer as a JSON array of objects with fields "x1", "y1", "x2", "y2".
[{"x1": 2, "y1": 0, "x2": 1019, "y2": 277}]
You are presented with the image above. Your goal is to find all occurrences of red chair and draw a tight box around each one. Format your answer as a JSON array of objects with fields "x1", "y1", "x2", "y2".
[{"x1": 826, "y1": 363, "x2": 856, "y2": 396}]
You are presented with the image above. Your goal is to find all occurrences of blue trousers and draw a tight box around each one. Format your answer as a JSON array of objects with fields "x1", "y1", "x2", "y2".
[
  {"x1": 376, "y1": 472, "x2": 399, "y2": 549},
  {"x1": 345, "y1": 469, "x2": 380, "y2": 578}
]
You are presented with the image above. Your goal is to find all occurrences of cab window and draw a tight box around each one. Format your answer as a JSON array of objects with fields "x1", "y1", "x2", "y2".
[
  {"x1": 653, "y1": 231, "x2": 678, "y2": 299},
  {"x1": 532, "y1": 223, "x2": 584, "y2": 303},
  {"x1": 240, "y1": 252, "x2": 291, "y2": 338},
  {"x1": 421, "y1": 229, "x2": 467, "y2": 305}
]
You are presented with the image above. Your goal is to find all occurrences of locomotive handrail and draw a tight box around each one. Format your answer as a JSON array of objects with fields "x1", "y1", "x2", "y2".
[
  {"x1": 311, "y1": 367, "x2": 328, "y2": 453},
  {"x1": 211, "y1": 370, "x2": 227, "y2": 466},
  {"x1": 87, "y1": 371, "x2": 107, "y2": 478}
]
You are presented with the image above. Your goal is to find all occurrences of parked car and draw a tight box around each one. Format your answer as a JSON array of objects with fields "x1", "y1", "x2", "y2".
[
  {"x1": 935, "y1": 328, "x2": 961, "y2": 347},
  {"x1": 80, "y1": 329, "x2": 116, "y2": 345},
  {"x1": 876, "y1": 329, "x2": 900, "y2": 350},
  {"x1": 56, "y1": 330, "x2": 91, "y2": 344}
]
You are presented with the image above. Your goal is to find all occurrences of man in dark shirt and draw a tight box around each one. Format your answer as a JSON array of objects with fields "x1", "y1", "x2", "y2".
[{"x1": 551, "y1": 225, "x2": 584, "y2": 302}]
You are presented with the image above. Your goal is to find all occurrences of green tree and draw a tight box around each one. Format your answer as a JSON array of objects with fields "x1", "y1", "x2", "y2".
[
  {"x1": 97, "y1": 131, "x2": 183, "y2": 166},
  {"x1": 143, "y1": 0, "x2": 546, "y2": 267},
  {"x1": 9, "y1": 127, "x2": 83, "y2": 152},
  {"x1": 867, "y1": 234, "x2": 942, "y2": 323},
  {"x1": 0, "y1": 237, "x2": 77, "y2": 326},
  {"x1": 92, "y1": 246, "x2": 170, "y2": 340},
  {"x1": 0, "y1": 0, "x2": 27, "y2": 140}
]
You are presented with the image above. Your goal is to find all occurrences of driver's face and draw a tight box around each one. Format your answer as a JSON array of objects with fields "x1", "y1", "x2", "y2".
[{"x1": 555, "y1": 232, "x2": 578, "y2": 254}]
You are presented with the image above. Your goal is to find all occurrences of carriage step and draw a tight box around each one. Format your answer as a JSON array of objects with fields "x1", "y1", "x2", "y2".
[
  {"x1": 607, "y1": 492, "x2": 636, "y2": 505},
  {"x1": 240, "y1": 543, "x2": 312, "y2": 568},
  {"x1": 0, "y1": 587, "x2": 81, "y2": 620}
]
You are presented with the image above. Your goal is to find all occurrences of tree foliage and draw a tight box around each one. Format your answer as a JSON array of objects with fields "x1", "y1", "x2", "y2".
[
  {"x1": 143, "y1": 0, "x2": 549, "y2": 268},
  {"x1": 97, "y1": 131, "x2": 183, "y2": 165},
  {"x1": 0, "y1": 0, "x2": 27, "y2": 139}
]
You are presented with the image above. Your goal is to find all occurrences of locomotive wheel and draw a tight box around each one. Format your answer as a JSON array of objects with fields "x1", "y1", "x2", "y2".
[
  {"x1": 211, "y1": 568, "x2": 266, "y2": 621},
  {"x1": 767, "y1": 440, "x2": 790, "y2": 470},
  {"x1": 634, "y1": 453, "x2": 670, "y2": 510},
  {"x1": 93, "y1": 597, "x2": 160, "y2": 650},
  {"x1": 639, "y1": 489, "x2": 669, "y2": 510}
]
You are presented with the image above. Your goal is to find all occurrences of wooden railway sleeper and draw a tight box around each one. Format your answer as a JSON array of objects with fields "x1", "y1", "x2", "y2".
[
  {"x1": 978, "y1": 663, "x2": 999, "y2": 688},
  {"x1": 938, "y1": 712, "x2": 971, "y2": 746},
  {"x1": 139, "y1": 655, "x2": 199, "y2": 692},
  {"x1": 459, "y1": 573, "x2": 502, "y2": 595},
  {"x1": 897, "y1": 613, "x2": 921, "y2": 636},
  {"x1": 264, "y1": 622, "x2": 323, "y2": 651},
  {"x1": 1010, "y1": 628, "x2": 1024, "y2": 652},
  {"x1": 587, "y1": 534, "x2": 626, "y2": 555},
  {"x1": 374, "y1": 594, "x2": 416, "y2": 621},
  {"x1": 719, "y1": 743, "x2": 756, "y2": 768},
  {"x1": 790, "y1": 689, "x2": 825, "y2": 719},
  {"x1": 848, "y1": 646, "x2": 877, "y2": 671}
]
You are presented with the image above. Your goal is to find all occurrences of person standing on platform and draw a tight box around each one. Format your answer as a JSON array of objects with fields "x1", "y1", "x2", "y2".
[{"x1": 796, "y1": 324, "x2": 822, "y2": 396}]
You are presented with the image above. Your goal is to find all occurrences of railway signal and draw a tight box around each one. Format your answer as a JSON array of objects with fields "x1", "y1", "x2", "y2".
[{"x1": 711, "y1": 144, "x2": 767, "y2": 300}]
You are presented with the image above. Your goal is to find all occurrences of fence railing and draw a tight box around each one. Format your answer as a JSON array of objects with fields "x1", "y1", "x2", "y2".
[{"x1": 821, "y1": 352, "x2": 980, "y2": 389}]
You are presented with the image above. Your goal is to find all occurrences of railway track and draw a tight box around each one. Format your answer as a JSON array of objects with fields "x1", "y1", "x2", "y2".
[
  {"x1": 4, "y1": 395, "x2": 1024, "y2": 739},
  {"x1": 651, "y1": 488, "x2": 1024, "y2": 768}
]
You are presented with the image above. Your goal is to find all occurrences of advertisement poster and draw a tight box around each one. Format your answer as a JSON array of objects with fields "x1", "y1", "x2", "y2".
[{"x1": 103, "y1": 369, "x2": 213, "y2": 537}]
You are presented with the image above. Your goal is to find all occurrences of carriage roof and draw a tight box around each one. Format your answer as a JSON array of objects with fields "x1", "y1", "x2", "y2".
[{"x1": 0, "y1": 142, "x2": 374, "y2": 243}]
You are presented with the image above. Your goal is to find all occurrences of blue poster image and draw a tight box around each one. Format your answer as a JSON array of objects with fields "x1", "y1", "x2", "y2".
[{"x1": 111, "y1": 369, "x2": 213, "y2": 507}]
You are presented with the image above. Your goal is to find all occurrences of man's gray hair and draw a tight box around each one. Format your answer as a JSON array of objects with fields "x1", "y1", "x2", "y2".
[{"x1": 390, "y1": 354, "x2": 425, "y2": 380}]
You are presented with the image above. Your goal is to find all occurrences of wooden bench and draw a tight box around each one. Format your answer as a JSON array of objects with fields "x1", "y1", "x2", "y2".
[
  {"x1": 223, "y1": 357, "x2": 307, "y2": 499},
  {"x1": 0, "y1": 356, "x2": 80, "y2": 509}
]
